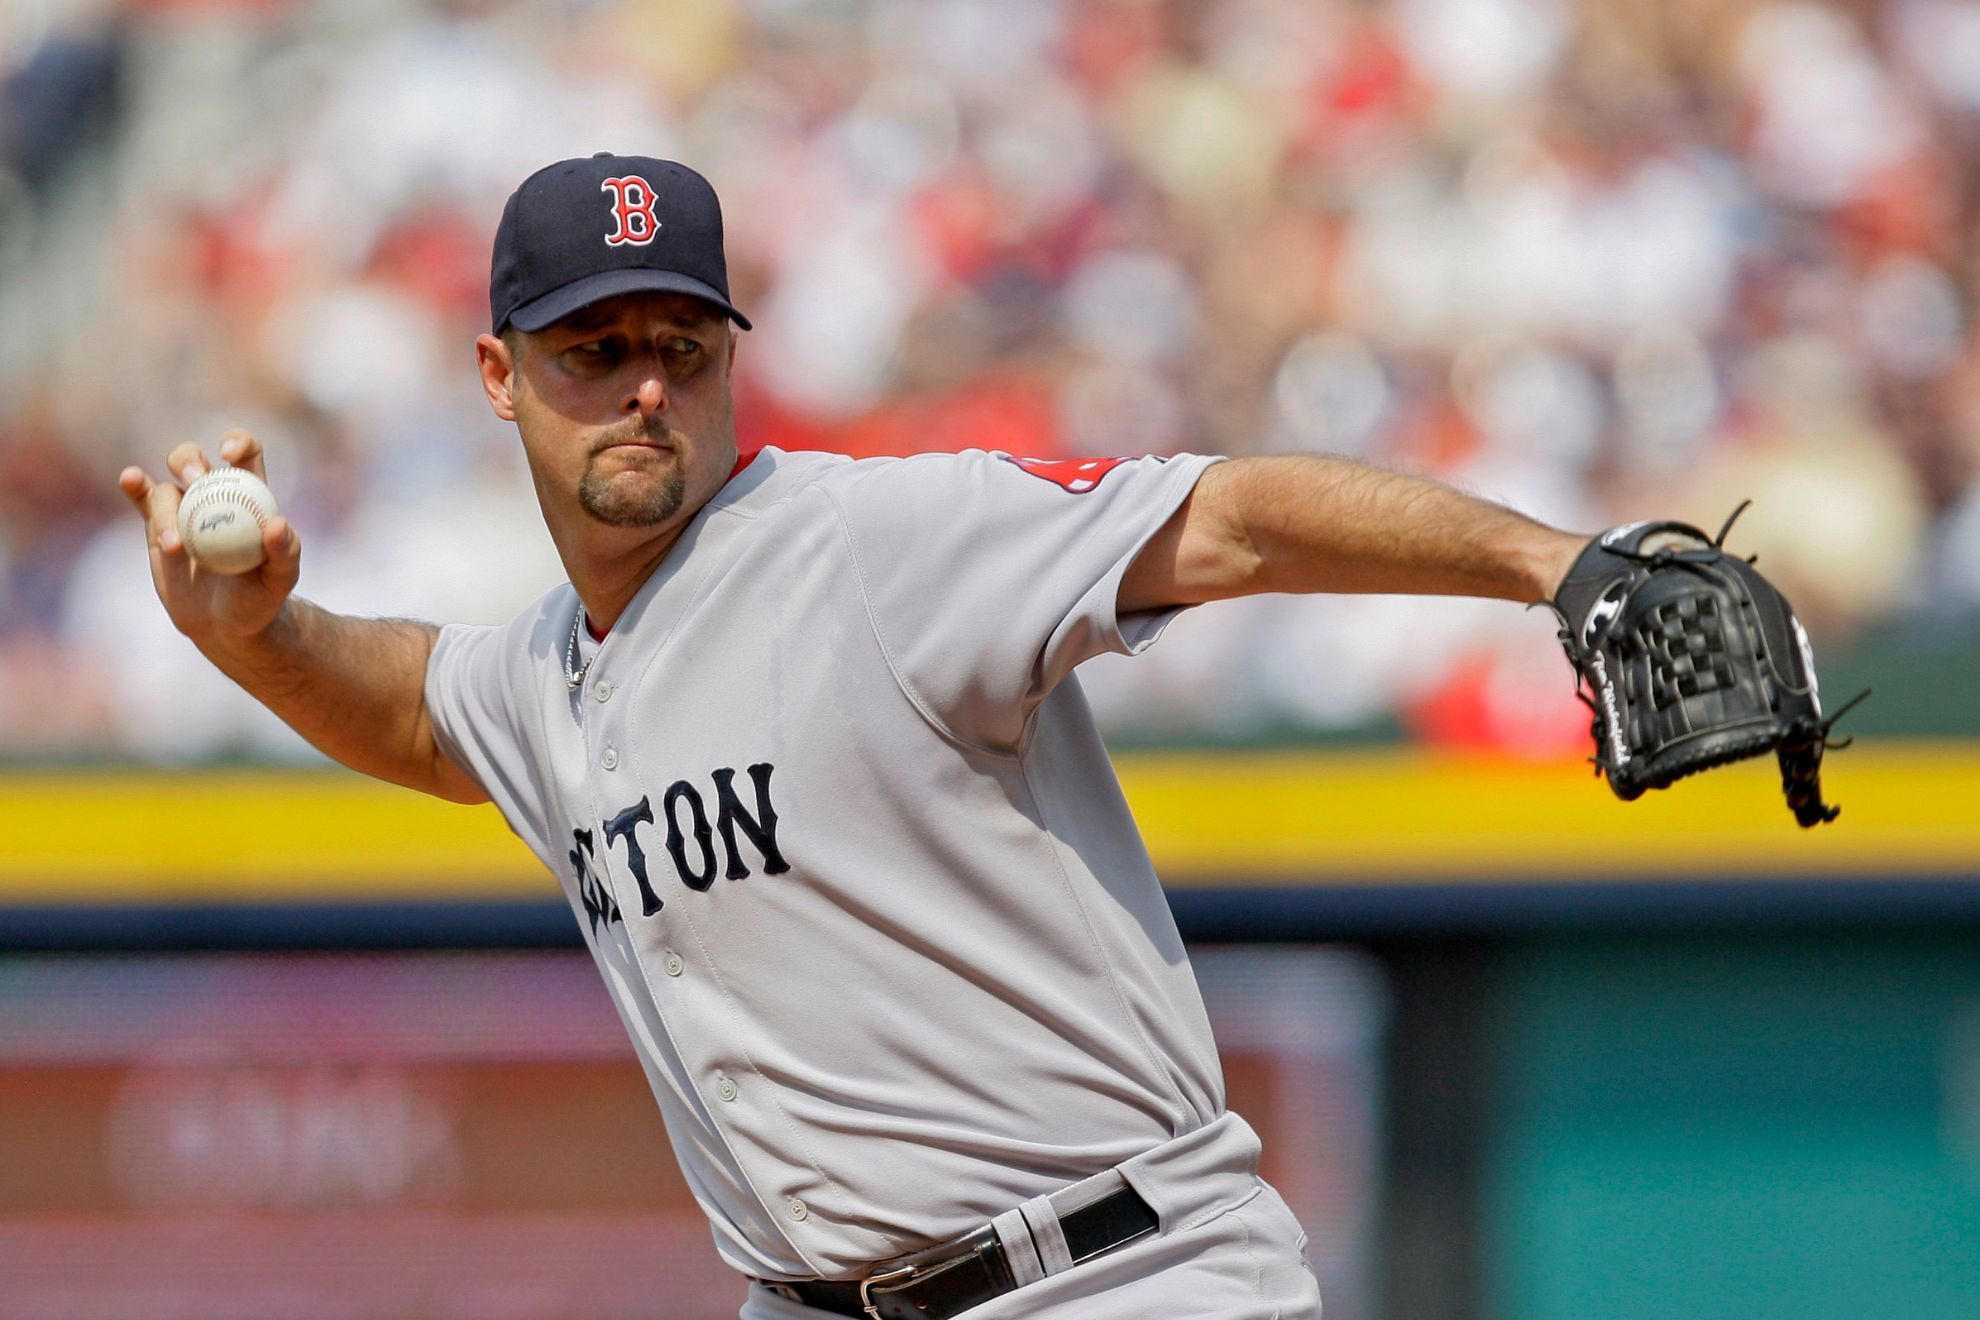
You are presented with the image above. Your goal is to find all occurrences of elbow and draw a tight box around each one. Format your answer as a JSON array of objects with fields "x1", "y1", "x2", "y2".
[
  {"x1": 1190, "y1": 465, "x2": 1268, "y2": 601},
  {"x1": 424, "y1": 743, "x2": 492, "y2": 806},
  {"x1": 428, "y1": 765, "x2": 493, "y2": 807},
  {"x1": 1120, "y1": 461, "x2": 1269, "y2": 611},
  {"x1": 415, "y1": 711, "x2": 492, "y2": 806},
  {"x1": 1193, "y1": 523, "x2": 1265, "y2": 602}
]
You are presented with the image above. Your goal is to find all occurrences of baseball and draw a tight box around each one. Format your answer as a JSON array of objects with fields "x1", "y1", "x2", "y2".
[{"x1": 177, "y1": 467, "x2": 280, "y2": 575}]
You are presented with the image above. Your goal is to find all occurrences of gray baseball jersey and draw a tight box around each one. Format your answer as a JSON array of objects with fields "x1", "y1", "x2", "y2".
[{"x1": 425, "y1": 445, "x2": 1231, "y2": 1281}]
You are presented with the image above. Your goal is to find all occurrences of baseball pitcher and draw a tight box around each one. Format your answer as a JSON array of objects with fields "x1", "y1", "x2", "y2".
[{"x1": 120, "y1": 155, "x2": 1847, "y2": 1319}]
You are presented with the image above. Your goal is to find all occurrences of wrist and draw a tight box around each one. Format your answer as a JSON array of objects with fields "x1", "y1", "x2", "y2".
[
  {"x1": 195, "y1": 598, "x2": 300, "y2": 668},
  {"x1": 1526, "y1": 529, "x2": 1590, "y2": 603}
]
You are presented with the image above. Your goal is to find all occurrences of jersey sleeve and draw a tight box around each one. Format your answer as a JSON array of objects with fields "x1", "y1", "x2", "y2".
[
  {"x1": 824, "y1": 449, "x2": 1224, "y2": 750},
  {"x1": 425, "y1": 616, "x2": 552, "y2": 858}
]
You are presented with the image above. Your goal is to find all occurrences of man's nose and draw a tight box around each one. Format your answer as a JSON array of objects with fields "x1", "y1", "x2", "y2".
[{"x1": 625, "y1": 368, "x2": 668, "y2": 416}]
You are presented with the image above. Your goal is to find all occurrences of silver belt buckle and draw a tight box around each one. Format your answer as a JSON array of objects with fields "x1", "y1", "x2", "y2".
[
  {"x1": 857, "y1": 1224, "x2": 997, "y2": 1320},
  {"x1": 857, "y1": 1263, "x2": 920, "y2": 1320}
]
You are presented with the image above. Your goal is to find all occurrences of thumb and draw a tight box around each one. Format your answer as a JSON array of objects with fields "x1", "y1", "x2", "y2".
[{"x1": 258, "y1": 515, "x2": 302, "y2": 594}]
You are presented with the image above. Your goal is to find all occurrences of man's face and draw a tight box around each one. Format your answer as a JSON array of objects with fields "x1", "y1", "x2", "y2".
[{"x1": 485, "y1": 291, "x2": 739, "y2": 541}]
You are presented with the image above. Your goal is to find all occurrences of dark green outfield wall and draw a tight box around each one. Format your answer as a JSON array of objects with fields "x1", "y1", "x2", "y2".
[{"x1": 1484, "y1": 932, "x2": 1980, "y2": 1320}]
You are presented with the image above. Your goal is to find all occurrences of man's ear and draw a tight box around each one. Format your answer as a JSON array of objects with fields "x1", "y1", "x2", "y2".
[{"x1": 476, "y1": 332, "x2": 518, "y2": 421}]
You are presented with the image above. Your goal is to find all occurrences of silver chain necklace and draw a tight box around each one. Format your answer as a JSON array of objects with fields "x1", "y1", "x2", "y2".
[{"x1": 564, "y1": 608, "x2": 595, "y2": 691}]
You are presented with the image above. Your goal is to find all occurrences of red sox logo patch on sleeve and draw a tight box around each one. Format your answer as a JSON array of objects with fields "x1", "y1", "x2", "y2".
[
  {"x1": 601, "y1": 175, "x2": 663, "y2": 247},
  {"x1": 999, "y1": 454, "x2": 1143, "y2": 493}
]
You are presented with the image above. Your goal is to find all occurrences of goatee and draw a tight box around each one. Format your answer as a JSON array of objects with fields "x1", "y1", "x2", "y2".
[
  {"x1": 577, "y1": 419, "x2": 686, "y2": 527},
  {"x1": 579, "y1": 461, "x2": 686, "y2": 527}
]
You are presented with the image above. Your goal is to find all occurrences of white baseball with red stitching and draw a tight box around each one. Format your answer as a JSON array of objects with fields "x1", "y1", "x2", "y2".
[{"x1": 176, "y1": 467, "x2": 280, "y2": 575}]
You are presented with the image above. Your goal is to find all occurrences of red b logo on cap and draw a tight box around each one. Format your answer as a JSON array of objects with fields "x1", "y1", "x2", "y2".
[{"x1": 601, "y1": 176, "x2": 662, "y2": 247}]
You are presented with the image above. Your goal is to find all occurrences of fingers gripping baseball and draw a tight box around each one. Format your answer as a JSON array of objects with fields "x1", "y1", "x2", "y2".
[{"x1": 118, "y1": 430, "x2": 301, "y2": 644}]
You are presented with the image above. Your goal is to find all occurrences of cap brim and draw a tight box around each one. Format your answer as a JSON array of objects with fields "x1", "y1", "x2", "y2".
[{"x1": 505, "y1": 268, "x2": 751, "y2": 333}]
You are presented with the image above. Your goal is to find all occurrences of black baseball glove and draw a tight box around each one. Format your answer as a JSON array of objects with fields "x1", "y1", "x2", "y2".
[{"x1": 1544, "y1": 504, "x2": 1864, "y2": 827}]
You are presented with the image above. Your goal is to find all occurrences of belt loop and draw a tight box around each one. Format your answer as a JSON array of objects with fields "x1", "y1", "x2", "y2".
[
  {"x1": 1018, "y1": 1193, "x2": 1074, "y2": 1275},
  {"x1": 991, "y1": 1207, "x2": 1045, "y2": 1287}
]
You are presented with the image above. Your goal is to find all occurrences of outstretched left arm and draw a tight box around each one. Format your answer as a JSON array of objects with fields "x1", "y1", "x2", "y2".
[{"x1": 1120, "y1": 454, "x2": 1589, "y2": 613}]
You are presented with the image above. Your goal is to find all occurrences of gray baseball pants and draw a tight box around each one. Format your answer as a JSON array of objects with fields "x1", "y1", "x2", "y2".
[{"x1": 740, "y1": 1114, "x2": 1321, "y2": 1319}]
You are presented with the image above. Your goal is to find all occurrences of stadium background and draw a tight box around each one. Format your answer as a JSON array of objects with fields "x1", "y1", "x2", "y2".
[{"x1": 3, "y1": 0, "x2": 1978, "y2": 1315}]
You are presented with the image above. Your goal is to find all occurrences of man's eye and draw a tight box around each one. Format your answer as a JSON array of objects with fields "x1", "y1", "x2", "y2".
[
  {"x1": 666, "y1": 338, "x2": 701, "y2": 356},
  {"x1": 565, "y1": 340, "x2": 623, "y2": 369}
]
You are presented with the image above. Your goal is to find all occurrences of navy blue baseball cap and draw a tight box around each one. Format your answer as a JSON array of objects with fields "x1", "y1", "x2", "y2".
[{"x1": 489, "y1": 153, "x2": 751, "y2": 335}]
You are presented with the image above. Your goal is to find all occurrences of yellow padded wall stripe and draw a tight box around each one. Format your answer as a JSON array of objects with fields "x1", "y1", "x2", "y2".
[{"x1": 2, "y1": 742, "x2": 1973, "y2": 902}]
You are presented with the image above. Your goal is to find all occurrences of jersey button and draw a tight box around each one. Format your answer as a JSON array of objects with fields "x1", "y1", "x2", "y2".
[
  {"x1": 601, "y1": 746, "x2": 619, "y2": 770},
  {"x1": 787, "y1": 1199, "x2": 809, "y2": 1222},
  {"x1": 594, "y1": 681, "x2": 615, "y2": 702},
  {"x1": 663, "y1": 951, "x2": 684, "y2": 977},
  {"x1": 715, "y1": 1074, "x2": 738, "y2": 1102}
]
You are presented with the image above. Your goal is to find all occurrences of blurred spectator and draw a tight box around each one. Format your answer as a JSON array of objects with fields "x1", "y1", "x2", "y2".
[{"x1": 4, "y1": 0, "x2": 1979, "y2": 762}]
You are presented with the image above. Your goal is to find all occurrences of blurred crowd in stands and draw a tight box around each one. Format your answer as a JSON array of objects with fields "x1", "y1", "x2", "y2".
[{"x1": 2, "y1": 0, "x2": 1977, "y2": 762}]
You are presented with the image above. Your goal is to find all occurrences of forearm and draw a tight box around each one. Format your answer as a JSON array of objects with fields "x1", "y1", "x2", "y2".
[
  {"x1": 198, "y1": 599, "x2": 484, "y2": 803},
  {"x1": 1205, "y1": 455, "x2": 1586, "y2": 603}
]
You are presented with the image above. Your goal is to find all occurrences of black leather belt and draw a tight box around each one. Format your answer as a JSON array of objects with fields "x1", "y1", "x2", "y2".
[{"x1": 756, "y1": 1183, "x2": 1159, "y2": 1319}]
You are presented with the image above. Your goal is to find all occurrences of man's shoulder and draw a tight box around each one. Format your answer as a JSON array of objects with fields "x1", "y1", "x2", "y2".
[
  {"x1": 785, "y1": 446, "x2": 1014, "y2": 504},
  {"x1": 729, "y1": 447, "x2": 1217, "y2": 538},
  {"x1": 725, "y1": 446, "x2": 952, "y2": 525},
  {"x1": 793, "y1": 447, "x2": 1211, "y2": 516},
  {"x1": 717, "y1": 445, "x2": 855, "y2": 515}
]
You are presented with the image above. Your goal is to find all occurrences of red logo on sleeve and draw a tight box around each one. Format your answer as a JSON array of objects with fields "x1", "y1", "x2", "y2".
[
  {"x1": 601, "y1": 176, "x2": 663, "y2": 246},
  {"x1": 1002, "y1": 455, "x2": 1137, "y2": 493}
]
